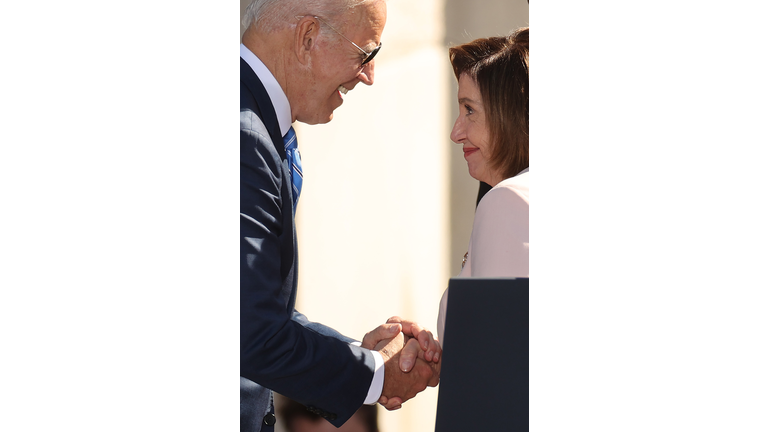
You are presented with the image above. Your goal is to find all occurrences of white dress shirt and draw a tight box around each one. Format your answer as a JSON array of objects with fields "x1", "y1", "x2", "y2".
[{"x1": 241, "y1": 43, "x2": 385, "y2": 405}]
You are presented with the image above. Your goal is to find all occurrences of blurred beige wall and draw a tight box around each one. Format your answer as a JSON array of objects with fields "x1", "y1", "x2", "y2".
[{"x1": 240, "y1": 1, "x2": 528, "y2": 431}]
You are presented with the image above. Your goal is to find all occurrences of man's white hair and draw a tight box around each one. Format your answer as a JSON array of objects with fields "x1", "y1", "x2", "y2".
[{"x1": 242, "y1": 0, "x2": 377, "y2": 33}]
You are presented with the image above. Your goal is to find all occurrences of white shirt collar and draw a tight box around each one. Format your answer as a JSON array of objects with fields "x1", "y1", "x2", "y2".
[{"x1": 240, "y1": 44, "x2": 292, "y2": 137}]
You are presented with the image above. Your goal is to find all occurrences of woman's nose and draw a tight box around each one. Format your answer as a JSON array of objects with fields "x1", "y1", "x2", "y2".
[{"x1": 450, "y1": 116, "x2": 464, "y2": 143}]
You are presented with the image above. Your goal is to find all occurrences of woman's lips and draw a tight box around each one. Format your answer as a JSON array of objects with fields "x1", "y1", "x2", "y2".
[{"x1": 463, "y1": 147, "x2": 478, "y2": 158}]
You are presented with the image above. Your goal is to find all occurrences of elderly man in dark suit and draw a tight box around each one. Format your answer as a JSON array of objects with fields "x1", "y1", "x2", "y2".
[{"x1": 240, "y1": 1, "x2": 441, "y2": 431}]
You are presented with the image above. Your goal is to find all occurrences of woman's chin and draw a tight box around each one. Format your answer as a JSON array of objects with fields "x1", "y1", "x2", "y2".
[{"x1": 467, "y1": 166, "x2": 483, "y2": 183}]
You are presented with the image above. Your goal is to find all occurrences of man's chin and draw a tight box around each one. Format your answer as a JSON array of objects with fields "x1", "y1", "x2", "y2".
[
  {"x1": 298, "y1": 111, "x2": 335, "y2": 125},
  {"x1": 298, "y1": 117, "x2": 331, "y2": 126}
]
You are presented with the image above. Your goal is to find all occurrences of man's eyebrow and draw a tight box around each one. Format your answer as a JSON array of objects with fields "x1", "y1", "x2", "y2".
[{"x1": 360, "y1": 40, "x2": 380, "y2": 52}]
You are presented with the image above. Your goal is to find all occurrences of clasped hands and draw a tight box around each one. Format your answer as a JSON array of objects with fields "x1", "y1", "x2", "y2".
[{"x1": 361, "y1": 316, "x2": 442, "y2": 410}]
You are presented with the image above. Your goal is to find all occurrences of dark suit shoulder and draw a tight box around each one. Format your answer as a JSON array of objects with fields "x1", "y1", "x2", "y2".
[
  {"x1": 240, "y1": 57, "x2": 282, "y2": 146},
  {"x1": 240, "y1": 109, "x2": 285, "y2": 217}
]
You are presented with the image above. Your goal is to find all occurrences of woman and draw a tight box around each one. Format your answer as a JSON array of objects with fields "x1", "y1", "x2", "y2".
[{"x1": 437, "y1": 28, "x2": 529, "y2": 342}]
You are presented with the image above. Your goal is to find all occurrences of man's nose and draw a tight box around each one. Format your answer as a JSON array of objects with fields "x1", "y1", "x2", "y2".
[{"x1": 357, "y1": 61, "x2": 375, "y2": 86}]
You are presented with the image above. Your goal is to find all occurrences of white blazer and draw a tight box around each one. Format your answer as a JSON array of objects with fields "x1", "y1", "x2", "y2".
[{"x1": 437, "y1": 169, "x2": 529, "y2": 343}]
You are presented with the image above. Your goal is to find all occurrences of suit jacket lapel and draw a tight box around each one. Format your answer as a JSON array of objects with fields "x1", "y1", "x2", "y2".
[{"x1": 240, "y1": 57, "x2": 285, "y2": 159}]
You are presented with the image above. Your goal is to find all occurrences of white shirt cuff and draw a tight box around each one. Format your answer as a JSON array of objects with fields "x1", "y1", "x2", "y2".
[
  {"x1": 365, "y1": 350, "x2": 385, "y2": 404},
  {"x1": 351, "y1": 342, "x2": 385, "y2": 405}
]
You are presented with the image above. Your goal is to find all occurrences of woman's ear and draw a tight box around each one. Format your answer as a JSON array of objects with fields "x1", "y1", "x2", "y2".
[{"x1": 294, "y1": 16, "x2": 319, "y2": 66}]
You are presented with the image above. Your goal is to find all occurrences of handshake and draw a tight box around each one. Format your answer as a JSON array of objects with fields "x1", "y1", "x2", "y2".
[{"x1": 361, "y1": 316, "x2": 442, "y2": 410}]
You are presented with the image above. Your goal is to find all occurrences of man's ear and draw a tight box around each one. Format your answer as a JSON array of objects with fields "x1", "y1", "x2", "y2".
[{"x1": 294, "y1": 16, "x2": 319, "y2": 66}]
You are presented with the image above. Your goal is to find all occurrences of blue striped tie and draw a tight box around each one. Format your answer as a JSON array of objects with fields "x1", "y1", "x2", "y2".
[{"x1": 283, "y1": 126, "x2": 303, "y2": 213}]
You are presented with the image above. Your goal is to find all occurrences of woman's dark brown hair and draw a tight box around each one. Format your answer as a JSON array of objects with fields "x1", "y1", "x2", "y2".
[{"x1": 449, "y1": 27, "x2": 529, "y2": 180}]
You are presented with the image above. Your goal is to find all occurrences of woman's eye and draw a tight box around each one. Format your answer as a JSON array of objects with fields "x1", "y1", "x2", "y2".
[{"x1": 464, "y1": 105, "x2": 474, "y2": 114}]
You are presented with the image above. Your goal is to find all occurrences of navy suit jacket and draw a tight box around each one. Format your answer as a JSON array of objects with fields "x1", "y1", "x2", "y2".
[{"x1": 240, "y1": 57, "x2": 376, "y2": 432}]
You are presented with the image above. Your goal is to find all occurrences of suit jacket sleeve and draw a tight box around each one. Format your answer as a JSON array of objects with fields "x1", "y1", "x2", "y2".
[
  {"x1": 291, "y1": 310, "x2": 357, "y2": 344},
  {"x1": 240, "y1": 110, "x2": 374, "y2": 426}
]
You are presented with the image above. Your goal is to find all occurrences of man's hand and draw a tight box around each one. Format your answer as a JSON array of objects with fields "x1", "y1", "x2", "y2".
[
  {"x1": 362, "y1": 316, "x2": 442, "y2": 371},
  {"x1": 373, "y1": 332, "x2": 438, "y2": 410},
  {"x1": 361, "y1": 317, "x2": 442, "y2": 410},
  {"x1": 361, "y1": 322, "x2": 402, "y2": 349},
  {"x1": 386, "y1": 316, "x2": 441, "y2": 368}
]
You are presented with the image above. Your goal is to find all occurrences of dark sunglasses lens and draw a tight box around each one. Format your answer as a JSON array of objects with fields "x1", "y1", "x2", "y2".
[{"x1": 361, "y1": 44, "x2": 381, "y2": 66}]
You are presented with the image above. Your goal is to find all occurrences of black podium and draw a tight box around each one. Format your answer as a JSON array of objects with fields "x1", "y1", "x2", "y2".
[{"x1": 434, "y1": 278, "x2": 529, "y2": 432}]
